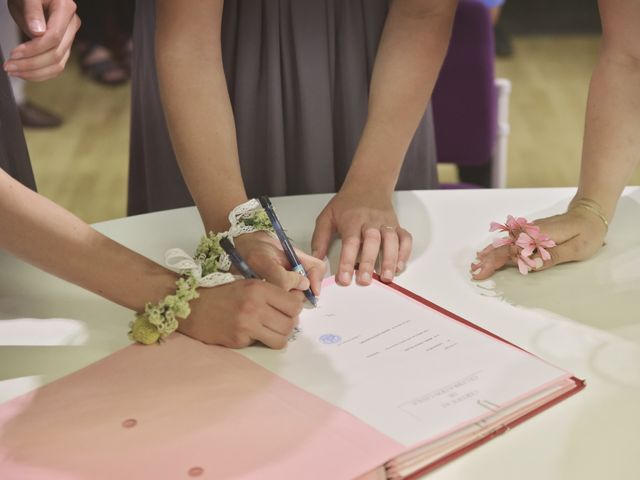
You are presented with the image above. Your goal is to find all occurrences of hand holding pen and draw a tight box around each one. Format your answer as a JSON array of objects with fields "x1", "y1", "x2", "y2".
[{"x1": 259, "y1": 196, "x2": 318, "y2": 307}]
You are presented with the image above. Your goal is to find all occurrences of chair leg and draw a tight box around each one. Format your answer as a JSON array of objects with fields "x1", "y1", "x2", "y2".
[{"x1": 458, "y1": 163, "x2": 492, "y2": 188}]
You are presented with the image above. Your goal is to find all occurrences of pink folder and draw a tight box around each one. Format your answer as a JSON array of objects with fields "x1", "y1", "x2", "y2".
[
  {"x1": 0, "y1": 279, "x2": 584, "y2": 479},
  {"x1": 0, "y1": 333, "x2": 403, "y2": 479}
]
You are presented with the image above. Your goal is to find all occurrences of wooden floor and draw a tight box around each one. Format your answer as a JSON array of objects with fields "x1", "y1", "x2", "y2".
[{"x1": 22, "y1": 35, "x2": 640, "y2": 224}]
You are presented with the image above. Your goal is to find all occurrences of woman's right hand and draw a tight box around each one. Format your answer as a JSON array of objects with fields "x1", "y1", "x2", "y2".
[{"x1": 178, "y1": 280, "x2": 305, "y2": 349}]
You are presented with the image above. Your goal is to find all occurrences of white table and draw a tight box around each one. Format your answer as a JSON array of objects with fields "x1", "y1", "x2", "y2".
[{"x1": 1, "y1": 187, "x2": 639, "y2": 479}]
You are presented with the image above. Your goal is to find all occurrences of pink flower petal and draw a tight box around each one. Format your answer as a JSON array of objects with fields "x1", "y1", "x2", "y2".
[
  {"x1": 489, "y1": 221, "x2": 508, "y2": 232},
  {"x1": 517, "y1": 257, "x2": 530, "y2": 275},
  {"x1": 515, "y1": 232, "x2": 534, "y2": 249},
  {"x1": 538, "y1": 246, "x2": 551, "y2": 261},
  {"x1": 492, "y1": 237, "x2": 514, "y2": 248},
  {"x1": 521, "y1": 254, "x2": 539, "y2": 268},
  {"x1": 524, "y1": 224, "x2": 541, "y2": 237}
]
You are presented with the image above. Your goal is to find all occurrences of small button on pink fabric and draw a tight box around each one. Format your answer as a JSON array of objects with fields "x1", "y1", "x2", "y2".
[
  {"x1": 121, "y1": 418, "x2": 137, "y2": 428},
  {"x1": 188, "y1": 467, "x2": 204, "y2": 477}
]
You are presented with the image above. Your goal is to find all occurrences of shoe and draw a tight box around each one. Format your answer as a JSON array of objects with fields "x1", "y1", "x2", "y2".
[
  {"x1": 78, "y1": 43, "x2": 130, "y2": 86},
  {"x1": 494, "y1": 24, "x2": 514, "y2": 58},
  {"x1": 18, "y1": 102, "x2": 63, "y2": 128}
]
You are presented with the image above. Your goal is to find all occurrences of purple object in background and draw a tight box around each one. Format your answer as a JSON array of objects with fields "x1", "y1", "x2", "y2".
[{"x1": 432, "y1": 0, "x2": 498, "y2": 188}]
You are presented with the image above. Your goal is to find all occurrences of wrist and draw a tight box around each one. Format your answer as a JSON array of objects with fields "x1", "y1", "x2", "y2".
[
  {"x1": 571, "y1": 191, "x2": 617, "y2": 222},
  {"x1": 341, "y1": 174, "x2": 395, "y2": 199}
]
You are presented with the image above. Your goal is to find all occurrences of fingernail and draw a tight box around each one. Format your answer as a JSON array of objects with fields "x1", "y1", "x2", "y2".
[
  {"x1": 339, "y1": 271, "x2": 351, "y2": 284},
  {"x1": 396, "y1": 261, "x2": 405, "y2": 273},
  {"x1": 534, "y1": 258, "x2": 544, "y2": 269},
  {"x1": 10, "y1": 48, "x2": 24, "y2": 60},
  {"x1": 359, "y1": 272, "x2": 371, "y2": 283},
  {"x1": 383, "y1": 269, "x2": 393, "y2": 280},
  {"x1": 472, "y1": 267, "x2": 482, "y2": 275},
  {"x1": 4, "y1": 63, "x2": 17, "y2": 72},
  {"x1": 29, "y1": 20, "x2": 46, "y2": 33}
]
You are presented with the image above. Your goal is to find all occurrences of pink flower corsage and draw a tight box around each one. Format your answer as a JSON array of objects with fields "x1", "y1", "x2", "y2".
[{"x1": 489, "y1": 215, "x2": 556, "y2": 275}]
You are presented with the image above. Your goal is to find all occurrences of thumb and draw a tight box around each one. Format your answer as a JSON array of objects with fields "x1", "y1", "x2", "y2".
[
  {"x1": 22, "y1": 0, "x2": 47, "y2": 36},
  {"x1": 311, "y1": 211, "x2": 335, "y2": 259}
]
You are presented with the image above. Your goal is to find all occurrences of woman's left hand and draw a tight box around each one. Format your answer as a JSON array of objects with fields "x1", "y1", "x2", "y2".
[
  {"x1": 312, "y1": 188, "x2": 412, "y2": 286},
  {"x1": 470, "y1": 208, "x2": 607, "y2": 280}
]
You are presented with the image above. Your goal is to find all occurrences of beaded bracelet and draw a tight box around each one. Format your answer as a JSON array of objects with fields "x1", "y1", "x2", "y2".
[{"x1": 130, "y1": 199, "x2": 276, "y2": 345}]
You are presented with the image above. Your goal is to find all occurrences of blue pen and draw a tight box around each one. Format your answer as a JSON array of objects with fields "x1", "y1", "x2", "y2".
[
  {"x1": 220, "y1": 237, "x2": 261, "y2": 279},
  {"x1": 259, "y1": 196, "x2": 318, "y2": 307}
]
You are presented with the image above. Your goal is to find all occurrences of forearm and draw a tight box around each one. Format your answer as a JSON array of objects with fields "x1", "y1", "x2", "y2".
[
  {"x1": 155, "y1": 0, "x2": 246, "y2": 232},
  {"x1": 576, "y1": 0, "x2": 640, "y2": 220},
  {"x1": 343, "y1": 0, "x2": 456, "y2": 194},
  {"x1": 0, "y1": 170, "x2": 176, "y2": 312}
]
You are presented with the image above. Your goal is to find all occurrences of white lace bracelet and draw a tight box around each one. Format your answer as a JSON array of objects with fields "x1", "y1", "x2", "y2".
[{"x1": 167, "y1": 198, "x2": 277, "y2": 283}]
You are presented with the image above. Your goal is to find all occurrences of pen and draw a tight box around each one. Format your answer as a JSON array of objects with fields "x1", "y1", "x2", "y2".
[
  {"x1": 259, "y1": 196, "x2": 318, "y2": 307},
  {"x1": 220, "y1": 237, "x2": 261, "y2": 279}
]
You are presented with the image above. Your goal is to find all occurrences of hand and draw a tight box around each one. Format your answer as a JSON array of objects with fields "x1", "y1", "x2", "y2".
[
  {"x1": 311, "y1": 188, "x2": 412, "y2": 286},
  {"x1": 233, "y1": 231, "x2": 326, "y2": 297},
  {"x1": 470, "y1": 208, "x2": 608, "y2": 280},
  {"x1": 178, "y1": 280, "x2": 304, "y2": 349},
  {"x1": 3, "y1": 0, "x2": 80, "y2": 81}
]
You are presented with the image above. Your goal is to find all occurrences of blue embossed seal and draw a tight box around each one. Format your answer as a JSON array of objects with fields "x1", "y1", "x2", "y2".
[{"x1": 319, "y1": 334, "x2": 341, "y2": 345}]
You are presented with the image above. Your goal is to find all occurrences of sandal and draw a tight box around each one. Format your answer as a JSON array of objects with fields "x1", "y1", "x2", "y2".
[{"x1": 78, "y1": 43, "x2": 129, "y2": 86}]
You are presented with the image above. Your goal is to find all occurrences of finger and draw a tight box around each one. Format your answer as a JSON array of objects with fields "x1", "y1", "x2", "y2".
[
  {"x1": 337, "y1": 226, "x2": 361, "y2": 286},
  {"x1": 5, "y1": 15, "x2": 78, "y2": 75},
  {"x1": 261, "y1": 309, "x2": 297, "y2": 337},
  {"x1": 356, "y1": 225, "x2": 381, "y2": 286},
  {"x1": 260, "y1": 259, "x2": 310, "y2": 292},
  {"x1": 311, "y1": 211, "x2": 335, "y2": 259},
  {"x1": 296, "y1": 249, "x2": 326, "y2": 296},
  {"x1": 475, "y1": 244, "x2": 495, "y2": 259},
  {"x1": 8, "y1": 48, "x2": 70, "y2": 81},
  {"x1": 9, "y1": 3, "x2": 77, "y2": 60},
  {"x1": 380, "y1": 227, "x2": 399, "y2": 283},
  {"x1": 396, "y1": 227, "x2": 413, "y2": 273},
  {"x1": 253, "y1": 324, "x2": 290, "y2": 350},
  {"x1": 21, "y1": 0, "x2": 47, "y2": 37},
  {"x1": 470, "y1": 245, "x2": 513, "y2": 280},
  {"x1": 265, "y1": 283, "x2": 305, "y2": 318}
]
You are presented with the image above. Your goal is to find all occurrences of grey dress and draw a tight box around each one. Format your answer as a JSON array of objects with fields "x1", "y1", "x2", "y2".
[
  {"x1": 0, "y1": 49, "x2": 36, "y2": 190},
  {"x1": 128, "y1": 0, "x2": 438, "y2": 216}
]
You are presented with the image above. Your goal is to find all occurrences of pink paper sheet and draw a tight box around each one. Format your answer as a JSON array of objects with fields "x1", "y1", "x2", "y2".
[{"x1": 0, "y1": 334, "x2": 403, "y2": 480}]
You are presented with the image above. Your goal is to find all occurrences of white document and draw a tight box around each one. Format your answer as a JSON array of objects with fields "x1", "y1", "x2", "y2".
[{"x1": 239, "y1": 279, "x2": 570, "y2": 447}]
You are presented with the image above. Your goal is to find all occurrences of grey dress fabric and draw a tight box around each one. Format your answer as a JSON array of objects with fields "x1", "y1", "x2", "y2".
[
  {"x1": 128, "y1": 0, "x2": 438, "y2": 216},
  {"x1": 0, "y1": 49, "x2": 36, "y2": 190}
]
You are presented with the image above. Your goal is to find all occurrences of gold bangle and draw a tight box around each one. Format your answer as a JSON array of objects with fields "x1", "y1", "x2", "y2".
[{"x1": 569, "y1": 199, "x2": 609, "y2": 233}]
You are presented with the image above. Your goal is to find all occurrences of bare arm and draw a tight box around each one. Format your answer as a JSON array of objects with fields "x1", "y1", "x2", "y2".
[
  {"x1": 0, "y1": 169, "x2": 177, "y2": 311},
  {"x1": 313, "y1": 0, "x2": 457, "y2": 285},
  {"x1": 574, "y1": 0, "x2": 640, "y2": 220},
  {"x1": 0, "y1": 168, "x2": 304, "y2": 349},
  {"x1": 472, "y1": 0, "x2": 640, "y2": 279},
  {"x1": 154, "y1": 0, "x2": 246, "y2": 233}
]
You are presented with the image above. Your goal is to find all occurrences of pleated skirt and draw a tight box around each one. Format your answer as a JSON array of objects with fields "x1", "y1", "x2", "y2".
[{"x1": 128, "y1": 0, "x2": 438, "y2": 215}]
